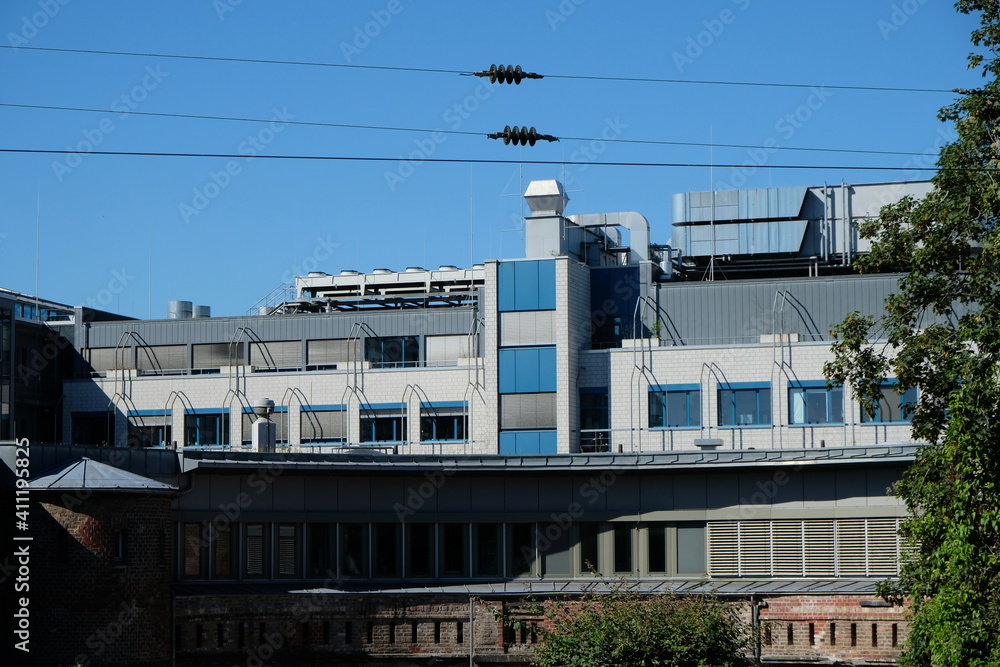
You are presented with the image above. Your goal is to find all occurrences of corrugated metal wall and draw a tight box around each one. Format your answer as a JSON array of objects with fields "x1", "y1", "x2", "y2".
[
  {"x1": 80, "y1": 307, "x2": 478, "y2": 349},
  {"x1": 653, "y1": 274, "x2": 906, "y2": 346}
]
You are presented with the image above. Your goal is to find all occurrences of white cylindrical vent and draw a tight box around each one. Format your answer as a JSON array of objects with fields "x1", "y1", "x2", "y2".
[
  {"x1": 167, "y1": 300, "x2": 193, "y2": 319},
  {"x1": 193, "y1": 305, "x2": 211, "y2": 318}
]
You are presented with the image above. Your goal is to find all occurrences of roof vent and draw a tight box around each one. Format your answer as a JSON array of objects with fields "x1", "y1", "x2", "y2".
[{"x1": 524, "y1": 179, "x2": 568, "y2": 216}]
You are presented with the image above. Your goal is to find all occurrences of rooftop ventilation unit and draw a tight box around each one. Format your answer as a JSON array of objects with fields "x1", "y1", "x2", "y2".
[{"x1": 524, "y1": 179, "x2": 568, "y2": 217}]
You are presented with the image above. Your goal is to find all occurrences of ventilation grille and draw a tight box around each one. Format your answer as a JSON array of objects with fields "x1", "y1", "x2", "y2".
[{"x1": 708, "y1": 518, "x2": 901, "y2": 577}]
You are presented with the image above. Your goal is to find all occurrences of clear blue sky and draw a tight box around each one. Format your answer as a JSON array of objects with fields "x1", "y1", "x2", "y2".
[{"x1": 0, "y1": 1, "x2": 983, "y2": 317}]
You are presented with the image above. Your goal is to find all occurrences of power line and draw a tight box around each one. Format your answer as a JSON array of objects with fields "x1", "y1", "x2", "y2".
[
  {"x1": 0, "y1": 45, "x2": 955, "y2": 95},
  {"x1": 0, "y1": 147, "x2": 960, "y2": 171},
  {"x1": 0, "y1": 102, "x2": 930, "y2": 158}
]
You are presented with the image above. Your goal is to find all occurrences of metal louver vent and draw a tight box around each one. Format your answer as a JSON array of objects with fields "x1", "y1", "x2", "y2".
[
  {"x1": 279, "y1": 525, "x2": 296, "y2": 576},
  {"x1": 708, "y1": 518, "x2": 901, "y2": 578}
]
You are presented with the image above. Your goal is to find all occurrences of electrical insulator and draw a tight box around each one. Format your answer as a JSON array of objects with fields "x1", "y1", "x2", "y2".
[
  {"x1": 487, "y1": 126, "x2": 559, "y2": 145},
  {"x1": 473, "y1": 64, "x2": 543, "y2": 84}
]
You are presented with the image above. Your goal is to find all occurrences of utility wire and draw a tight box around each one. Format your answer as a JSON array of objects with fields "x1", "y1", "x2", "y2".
[
  {"x1": 0, "y1": 102, "x2": 931, "y2": 158},
  {"x1": 0, "y1": 147, "x2": 963, "y2": 171},
  {"x1": 0, "y1": 45, "x2": 954, "y2": 95}
]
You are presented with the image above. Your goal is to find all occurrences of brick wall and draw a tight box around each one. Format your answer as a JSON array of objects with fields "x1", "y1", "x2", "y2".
[
  {"x1": 175, "y1": 593, "x2": 531, "y2": 665},
  {"x1": 175, "y1": 592, "x2": 908, "y2": 666},
  {"x1": 32, "y1": 492, "x2": 173, "y2": 667},
  {"x1": 759, "y1": 594, "x2": 908, "y2": 664}
]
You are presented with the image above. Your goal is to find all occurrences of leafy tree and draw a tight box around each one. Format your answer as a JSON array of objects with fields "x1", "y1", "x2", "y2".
[
  {"x1": 824, "y1": 2, "x2": 1000, "y2": 664},
  {"x1": 525, "y1": 587, "x2": 753, "y2": 667}
]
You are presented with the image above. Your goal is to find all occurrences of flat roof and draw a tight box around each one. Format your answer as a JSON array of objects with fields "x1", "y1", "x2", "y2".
[{"x1": 181, "y1": 444, "x2": 920, "y2": 474}]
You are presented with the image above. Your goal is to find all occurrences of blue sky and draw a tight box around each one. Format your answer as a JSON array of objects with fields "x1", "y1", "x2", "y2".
[{"x1": 0, "y1": 1, "x2": 982, "y2": 317}]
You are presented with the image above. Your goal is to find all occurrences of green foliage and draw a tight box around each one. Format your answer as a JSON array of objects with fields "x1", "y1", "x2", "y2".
[
  {"x1": 526, "y1": 586, "x2": 753, "y2": 667},
  {"x1": 825, "y1": 3, "x2": 1000, "y2": 664}
]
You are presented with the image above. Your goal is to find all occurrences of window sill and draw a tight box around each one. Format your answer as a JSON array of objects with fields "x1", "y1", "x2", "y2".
[
  {"x1": 788, "y1": 422, "x2": 845, "y2": 428},
  {"x1": 717, "y1": 424, "x2": 772, "y2": 430},
  {"x1": 648, "y1": 426, "x2": 702, "y2": 431}
]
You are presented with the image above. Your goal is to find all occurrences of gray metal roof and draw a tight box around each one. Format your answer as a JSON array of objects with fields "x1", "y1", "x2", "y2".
[
  {"x1": 28, "y1": 457, "x2": 179, "y2": 493},
  {"x1": 175, "y1": 578, "x2": 885, "y2": 598},
  {"x1": 181, "y1": 443, "x2": 920, "y2": 473}
]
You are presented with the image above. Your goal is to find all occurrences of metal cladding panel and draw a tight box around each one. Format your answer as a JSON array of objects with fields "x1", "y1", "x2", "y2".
[
  {"x1": 676, "y1": 187, "x2": 807, "y2": 224},
  {"x1": 653, "y1": 274, "x2": 905, "y2": 346},
  {"x1": 81, "y1": 308, "x2": 476, "y2": 348}
]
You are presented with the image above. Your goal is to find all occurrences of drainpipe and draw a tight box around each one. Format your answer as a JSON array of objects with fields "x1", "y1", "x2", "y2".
[
  {"x1": 469, "y1": 596, "x2": 474, "y2": 667},
  {"x1": 841, "y1": 182, "x2": 850, "y2": 266},
  {"x1": 752, "y1": 595, "x2": 765, "y2": 665}
]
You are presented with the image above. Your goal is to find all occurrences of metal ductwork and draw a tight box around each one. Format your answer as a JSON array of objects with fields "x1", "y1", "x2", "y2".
[{"x1": 567, "y1": 212, "x2": 651, "y2": 263}]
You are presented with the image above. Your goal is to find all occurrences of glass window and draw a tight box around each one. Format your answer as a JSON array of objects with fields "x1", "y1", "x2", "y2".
[
  {"x1": 127, "y1": 415, "x2": 171, "y2": 448},
  {"x1": 340, "y1": 523, "x2": 369, "y2": 579},
  {"x1": 473, "y1": 523, "x2": 501, "y2": 577},
  {"x1": 647, "y1": 524, "x2": 667, "y2": 574},
  {"x1": 789, "y1": 383, "x2": 844, "y2": 424},
  {"x1": 373, "y1": 523, "x2": 401, "y2": 578},
  {"x1": 439, "y1": 523, "x2": 469, "y2": 578},
  {"x1": 242, "y1": 409, "x2": 288, "y2": 446},
  {"x1": 185, "y1": 411, "x2": 229, "y2": 447},
  {"x1": 420, "y1": 407, "x2": 467, "y2": 442},
  {"x1": 183, "y1": 523, "x2": 205, "y2": 578},
  {"x1": 579, "y1": 523, "x2": 601, "y2": 575},
  {"x1": 365, "y1": 336, "x2": 419, "y2": 368},
  {"x1": 649, "y1": 386, "x2": 701, "y2": 428},
  {"x1": 718, "y1": 384, "x2": 771, "y2": 427},
  {"x1": 861, "y1": 383, "x2": 917, "y2": 423},
  {"x1": 613, "y1": 524, "x2": 633, "y2": 574},
  {"x1": 406, "y1": 524, "x2": 435, "y2": 578},
  {"x1": 307, "y1": 523, "x2": 334, "y2": 579},
  {"x1": 676, "y1": 524, "x2": 706, "y2": 575},
  {"x1": 360, "y1": 410, "x2": 407, "y2": 443},
  {"x1": 300, "y1": 409, "x2": 346, "y2": 444},
  {"x1": 540, "y1": 523, "x2": 571, "y2": 576},
  {"x1": 580, "y1": 392, "x2": 610, "y2": 452},
  {"x1": 507, "y1": 523, "x2": 534, "y2": 577}
]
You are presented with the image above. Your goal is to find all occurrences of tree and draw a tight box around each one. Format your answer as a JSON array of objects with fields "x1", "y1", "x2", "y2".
[
  {"x1": 525, "y1": 587, "x2": 753, "y2": 667},
  {"x1": 824, "y1": 2, "x2": 1000, "y2": 664}
]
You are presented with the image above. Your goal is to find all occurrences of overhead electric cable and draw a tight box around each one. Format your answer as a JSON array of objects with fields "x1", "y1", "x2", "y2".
[
  {"x1": 0, "y1": 102, "x2": 931, "y2": 158},
  {"x1": 0, "y1": 45, "x2": 954, "y2": 94},
  {"x1": 0, "y1": 147, "x2": 966, "y2": 171}
]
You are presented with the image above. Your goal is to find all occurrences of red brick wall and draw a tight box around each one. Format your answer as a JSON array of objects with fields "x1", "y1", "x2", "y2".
[
  {"x1": 175, "y1": 592, "x2": 908, "y2": 666},
  {"x1": 759, "y1": 594, "x2": 908, "y2": 664}
]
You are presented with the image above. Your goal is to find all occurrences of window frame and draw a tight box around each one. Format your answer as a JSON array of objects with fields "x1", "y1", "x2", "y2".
[
  {"x1": 788, "y1": 381, "x2": 844, "y2": 426},
  {"x1": 648, "y1": 384, "x2": 702, "y2": 429},
  {"x1": 860, "y1": 381, "x2": 917, "y2": 424},
  {"x1": 717, "y1": 382, "x2": 772, "y2": 428}
]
